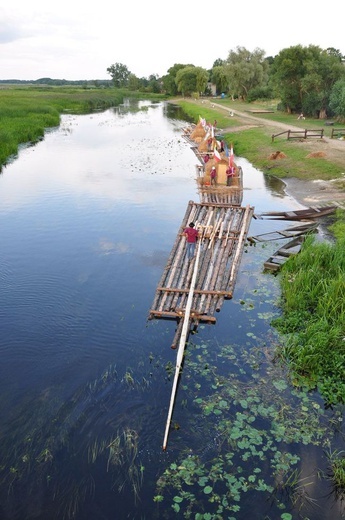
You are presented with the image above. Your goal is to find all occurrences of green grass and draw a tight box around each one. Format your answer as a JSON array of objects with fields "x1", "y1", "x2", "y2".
[
  {"x1": 272, "y1": 233, "x2": 345, "y2": 405},
  {"x1": 172, "y1": 98, "x2": 345, "y2": 180},
  {"x1": 326, "y1": 449, "x2": 345, "y2": 495}
]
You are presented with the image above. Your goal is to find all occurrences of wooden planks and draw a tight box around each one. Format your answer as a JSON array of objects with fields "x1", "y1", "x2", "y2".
[
  {"x1": 248, "y1": 222, "x2": 318, "y2": 242},
  {"x1": 148, "y1": 201, "x2": 254, "y2": 327},
  {"x1": 263, "y1": 236, "x2": 305, "y2": 272},
  {"x1": 255, "y1": 205, "x2": 336, "y2": 220}
]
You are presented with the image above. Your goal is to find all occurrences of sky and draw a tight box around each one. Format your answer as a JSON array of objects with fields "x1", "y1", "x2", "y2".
[{"x1": 1, "y1": 0, "x2": 344, "y2": 81}]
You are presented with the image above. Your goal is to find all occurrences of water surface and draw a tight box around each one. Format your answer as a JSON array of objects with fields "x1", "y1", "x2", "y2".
[{"x1": 0, "y1": 100, "x2": 343, "y2": 520}]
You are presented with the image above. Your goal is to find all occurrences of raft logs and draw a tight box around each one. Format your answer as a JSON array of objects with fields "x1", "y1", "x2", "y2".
[{"x1": 148, "y1": 201, "x2": 254, "y2": 324}]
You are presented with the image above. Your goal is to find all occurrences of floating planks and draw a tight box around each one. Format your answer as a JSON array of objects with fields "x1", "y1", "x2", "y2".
[
  {"x1": 254, "y1": 205, "x2": 337, "y2": 220},
  {"x1": 148, "y1": 200, "x2": 254, "y2": 346},
  {"x1": 263, "y1": 236, "x2": 305, "y2": 272},
  {"x1": 248, "y1": 222, "x2": 318, "y2": 243}
]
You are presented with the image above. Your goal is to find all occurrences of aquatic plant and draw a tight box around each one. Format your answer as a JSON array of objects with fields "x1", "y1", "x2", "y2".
[
  {"x1": 325, "y1": 449, "x2": 345, "y2": 496},
  {"x1": 154, "y1": 333, "x2": 337, "y2": 519}
]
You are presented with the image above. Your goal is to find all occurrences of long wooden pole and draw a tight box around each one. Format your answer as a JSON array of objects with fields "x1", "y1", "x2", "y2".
[
  {"x1": 162, "y1": 238, "x2": 202, "y2": 451},
  {"x1": 228, "y1": 205, "x2": 252, "y2": 287}
]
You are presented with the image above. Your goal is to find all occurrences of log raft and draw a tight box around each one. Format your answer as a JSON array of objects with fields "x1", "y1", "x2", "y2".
[{"x1": 148, "y1": 200, "x2": 254, "y2": 347}]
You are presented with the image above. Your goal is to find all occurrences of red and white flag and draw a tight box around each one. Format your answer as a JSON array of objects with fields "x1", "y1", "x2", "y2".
[
  {"x1": 214, "y1": 148, "x2": 221, "y2": 162},
  {"x1": 229, "y1": 145, "x2": 234, "y2": 167}
]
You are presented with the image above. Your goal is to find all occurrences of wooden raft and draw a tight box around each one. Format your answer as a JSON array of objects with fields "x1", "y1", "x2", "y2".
[{"x1": 148, "y1": 200, "x2": 254, "y2": 347}]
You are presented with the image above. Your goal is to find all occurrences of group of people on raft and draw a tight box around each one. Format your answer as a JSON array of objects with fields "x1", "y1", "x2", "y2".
[{"x1": 210, "y1": 164, "x2": 236, "y2": 186}]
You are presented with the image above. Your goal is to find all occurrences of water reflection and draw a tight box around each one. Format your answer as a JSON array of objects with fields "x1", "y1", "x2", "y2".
[{"x1": 0, "y1": 99, "x2": 343, "y2": 520}]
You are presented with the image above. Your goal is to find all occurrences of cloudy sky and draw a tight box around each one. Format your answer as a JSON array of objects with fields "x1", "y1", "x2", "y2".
[{"x1": 1, "y1": 0, "x2": 344, "y2": 81}]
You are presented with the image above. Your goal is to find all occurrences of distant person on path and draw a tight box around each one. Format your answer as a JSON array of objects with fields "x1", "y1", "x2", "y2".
[{"x1": 184, "y1": 222, "x2": 199, "y2": 260}]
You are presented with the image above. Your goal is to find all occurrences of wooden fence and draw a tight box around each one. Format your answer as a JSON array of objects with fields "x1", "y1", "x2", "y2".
[
  {"x1": 272, "y1": 129, "x2": 324, "y2": 142},
  {"x1": 331, "y1": 128, "x2": 345, "y2": 139}
]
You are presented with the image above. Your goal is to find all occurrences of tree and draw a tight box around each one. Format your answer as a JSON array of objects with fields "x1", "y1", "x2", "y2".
[
  {"x1": 211, "y1": 65, "x2": 229, "y2": 95},
  {"x1": 329, "y1": 78, "x2": 345, "y2": 120},
  {"x1": 301, "y1": 49, "x2": 345, "y2": 118},
  {"x1": 127, "y1": 73, "x2": 140, "y2": 91},
  {"x1": 175, "y1": 66, "x2": 209, "y2": 97},
  {"x1": 162, "y1": 64, "x2": 193, "y2": 96},
  {"x1": 271, "y1": 45, "x2": 345, "y2": 117},
  {"x1": 147, "y1": 74, "x2": 162, "y2": 93},
  {"x1": 224, "y1": 46, "x2": 269, "y2": 100},
  {"x1": 106, "y1": 62, "x2": 131, "y2": 87}
]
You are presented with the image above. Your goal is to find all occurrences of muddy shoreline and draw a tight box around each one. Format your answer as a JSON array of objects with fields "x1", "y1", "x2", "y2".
[{"x1": 282, "y1": 176, "x2": 345, "y2": 207}]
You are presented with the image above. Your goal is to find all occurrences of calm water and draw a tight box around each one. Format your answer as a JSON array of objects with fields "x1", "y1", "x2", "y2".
[{"x1": 0, "y1": 100, "x2": 343, "y2": 520}]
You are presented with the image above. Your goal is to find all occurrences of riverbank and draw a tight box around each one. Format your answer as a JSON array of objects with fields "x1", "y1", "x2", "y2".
[
  {"x1": 282, "y1": 176, "x2": 345, "y2": 207},
  {"x1": 172, "y1": 97, "x2": 345, "y2": 209}
]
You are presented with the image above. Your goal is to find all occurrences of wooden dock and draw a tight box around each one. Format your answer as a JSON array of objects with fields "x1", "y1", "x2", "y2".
[{"x1": 148, "y1": 200, "x2": 254, "y2": 348}]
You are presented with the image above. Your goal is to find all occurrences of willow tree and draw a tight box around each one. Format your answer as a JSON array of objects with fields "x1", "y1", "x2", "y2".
[
  {"x1": 162, "y1": 64, "x2": 193, "y2": 96},
  {"x1": 175, "y1": 66, "x2": 209, "y2": 97},
  {"x1": 211, "y1": 65, "x2": 230, "y2": 95},
  {"x1": 223, "y1": 46, "x2": 269, "y2": 100}
]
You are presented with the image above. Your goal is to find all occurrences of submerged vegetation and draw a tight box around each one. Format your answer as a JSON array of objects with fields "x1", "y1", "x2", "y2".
[
  {"x1": 153, "y1": 335, "x2": 344, "y2": 519},
  {"x1": 1, "y1": 331, "x2": 343, "y2": 519}
]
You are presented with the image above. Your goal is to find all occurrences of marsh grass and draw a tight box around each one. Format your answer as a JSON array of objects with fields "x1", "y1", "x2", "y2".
[
  {"x1": 325, "y1": 449, "x2": 345, "y2": 496},
  {"x1": 272, "y1": 234, "x2": 345, "y2": 404},
  {"x1": 272, "y1": 468, "x2": 316, "y2": 512}
]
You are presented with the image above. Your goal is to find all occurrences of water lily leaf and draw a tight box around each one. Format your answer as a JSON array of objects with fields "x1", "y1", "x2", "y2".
[
  {"x1": 173, "y1": 496, "x2": 183, "y2": 503},
  {"x1": 273, "y1": 380, "x2": 288, "y2": 391},
  {"x1": 204, "y1": 485, "x2": 213, "y2": 494}
]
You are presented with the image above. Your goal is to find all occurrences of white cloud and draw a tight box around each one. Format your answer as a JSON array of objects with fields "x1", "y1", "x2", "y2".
[{"x1": 0, "y1": 0, "x2": 344, "y2": 80}]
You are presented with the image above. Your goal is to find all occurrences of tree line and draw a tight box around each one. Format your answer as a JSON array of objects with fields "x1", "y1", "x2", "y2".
[{"x1": 106, "y1": 45, "x2": 345, "y2": 121}]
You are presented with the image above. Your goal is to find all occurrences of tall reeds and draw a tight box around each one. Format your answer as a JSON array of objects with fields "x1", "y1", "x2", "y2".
[{"x1": 273, "y1": 234, "x2": 345, "y2": 404}]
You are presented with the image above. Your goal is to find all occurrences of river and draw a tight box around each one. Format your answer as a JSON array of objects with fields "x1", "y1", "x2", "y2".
[{"x1": 0, "y1": 99, "x2": 343, "y2": 520}]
